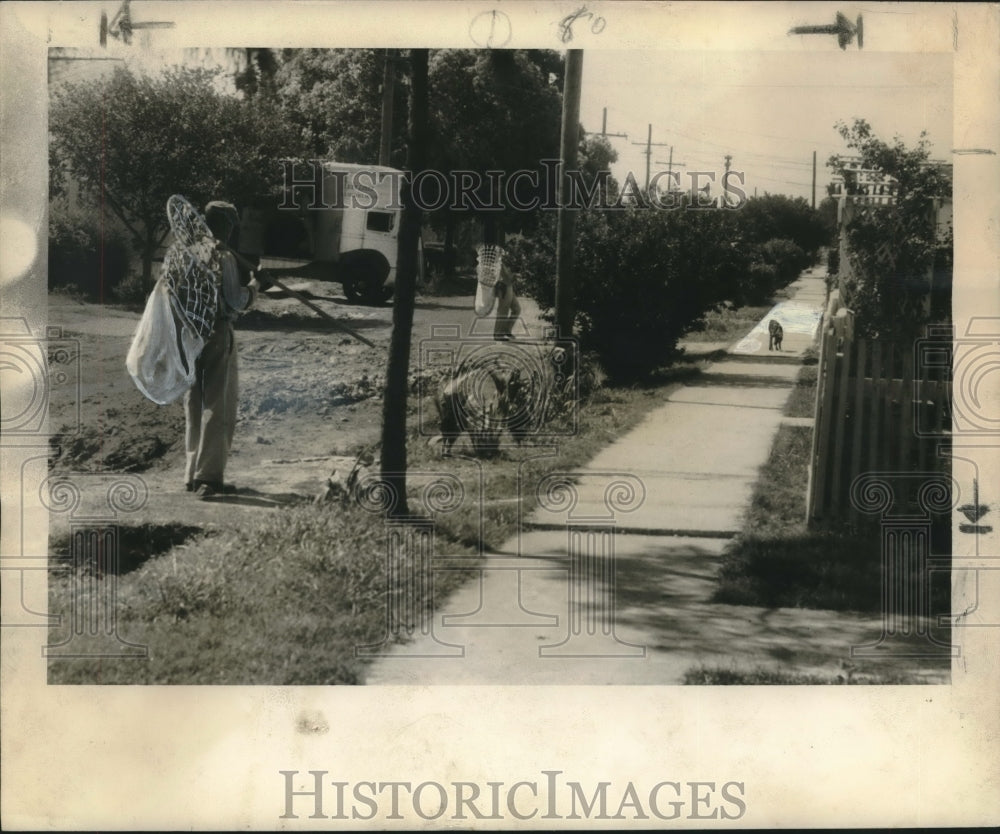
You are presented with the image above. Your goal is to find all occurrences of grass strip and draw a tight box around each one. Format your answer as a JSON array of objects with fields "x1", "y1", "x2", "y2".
[
  {"x1": 683, "y1": 666, "x2": 932, "y2": 685},
  {"x1": 714, "y1": 424, "x2": 950, "y2": 615},
  {"x1": 47, "y1": 370, "x2": 688, "y2": 684},
  {"x1": 47, "y1": 296, "x2": 776, "y2": 684}
]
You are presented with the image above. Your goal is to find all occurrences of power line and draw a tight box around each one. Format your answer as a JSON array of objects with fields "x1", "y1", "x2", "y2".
[
  {"x1": 604, "y1": 103, "x2": 840, "y2": 149},
  {"x1": 668, "y1": 130, "x2": 822, "y2": 164},
  {"x1": 678, "y1": 149, "x2": 815, "y2": 169},
  {"x1": 746, "y1": 172, "x2": 816, "y2": 188}
]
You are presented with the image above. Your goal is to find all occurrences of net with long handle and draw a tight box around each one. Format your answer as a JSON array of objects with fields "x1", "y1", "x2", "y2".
[
  {"x1": 476, "y1": 244, "x2": 504, "y2": 287},
  {"x1": 162, "y1": 195, "x2": 221, "y2": 341}
]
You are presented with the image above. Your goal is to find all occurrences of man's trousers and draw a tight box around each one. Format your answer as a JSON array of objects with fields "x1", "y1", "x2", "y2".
[{"x1": 184, "y1": 322, "x2": 238, "y2": 486}]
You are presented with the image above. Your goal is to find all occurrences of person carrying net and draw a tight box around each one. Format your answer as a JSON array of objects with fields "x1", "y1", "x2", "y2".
[
  {"x1": 474, "y1": 238, "x2": 521, "y2": 341},
  {"x1": 183, "y1": 200, "x2": 259, "y2": 498}
]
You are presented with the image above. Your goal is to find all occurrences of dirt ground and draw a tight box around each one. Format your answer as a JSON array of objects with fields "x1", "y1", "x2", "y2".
[{"x1": 47, "y1": 278, "x2": 550, "y2": 533}]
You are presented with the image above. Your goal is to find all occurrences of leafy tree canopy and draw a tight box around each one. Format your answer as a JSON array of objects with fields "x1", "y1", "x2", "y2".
[
  {"x1": 828, "y1": 118, "x2": 951, "y2": 201},
  {"x1": 427, "y1": 49, "x2": 563, "y2": 232},
  {"x1": 826, "y1": 118, "x2": 952, "y2": 338},
  {"x1": 50, "y1": 64, "x2": 297, "y2": 285},
  {"x1": 272, "y1": 49, "x2": 410, "y2": 164}
]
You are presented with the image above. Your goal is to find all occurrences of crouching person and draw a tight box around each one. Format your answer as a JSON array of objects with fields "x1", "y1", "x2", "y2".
[{"x1": 185, "y1": 201, "x2": 258, "y2": 499}]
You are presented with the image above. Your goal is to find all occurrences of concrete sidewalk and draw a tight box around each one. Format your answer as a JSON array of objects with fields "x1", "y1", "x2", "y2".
[{"x1": 364, "y1": 268, "x2": 949, "y2": 685}]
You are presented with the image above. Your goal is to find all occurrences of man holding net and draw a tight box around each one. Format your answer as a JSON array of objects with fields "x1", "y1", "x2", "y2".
[
  {"x1": 474, "y1": 240, "x2": 522, "y2": 341},
  {"x1": 184, "y1": 200, "x2": 259, "y2": 498}
]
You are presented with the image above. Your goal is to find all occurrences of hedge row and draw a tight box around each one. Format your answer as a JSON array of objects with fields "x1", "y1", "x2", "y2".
[{"x1": 507, "y1": 196, "x2": 827, "y2": 381}]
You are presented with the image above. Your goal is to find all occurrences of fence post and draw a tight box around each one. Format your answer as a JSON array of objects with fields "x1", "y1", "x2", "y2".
[{"x1": 830, "y1": 311, "x2": 854, "y2": 516}]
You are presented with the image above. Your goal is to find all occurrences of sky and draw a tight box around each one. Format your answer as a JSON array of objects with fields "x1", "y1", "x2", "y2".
[
  {"x1": 49, "y1": 40, "x2": 953, "y2": 207},
  {"x1": 578, "y1": 49, "x2": 953, "y2": 203}
]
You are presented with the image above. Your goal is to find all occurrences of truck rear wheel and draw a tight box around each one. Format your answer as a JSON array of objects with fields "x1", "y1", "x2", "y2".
[
  {"x1": 341, "y1": 257, "x2": 390, "y2": 306},
  {"x1": 341, "y1": 276, "x2": 364, "y2": 303},
  {"x1": 361, "y1": 274, "x2": 390, "y2": 306}
]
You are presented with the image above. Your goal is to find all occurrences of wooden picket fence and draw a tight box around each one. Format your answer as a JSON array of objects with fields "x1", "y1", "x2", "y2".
[{"x1": 806, "y1": 307, "x2": 952, "y2": 523}]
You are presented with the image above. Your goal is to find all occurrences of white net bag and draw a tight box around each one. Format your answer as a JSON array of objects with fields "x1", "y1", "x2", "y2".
[
  {"x1": 126, "y1": 279, "x2": 204, "y2": 405},
  {"x1": 126, "y1": 195, "x2": 223, "y2": 404},
  {"x1": 476, "y1": 244, "x2": 504, "y2": 287}
]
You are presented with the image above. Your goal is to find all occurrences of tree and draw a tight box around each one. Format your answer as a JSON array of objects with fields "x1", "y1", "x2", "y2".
[
  {"x1": 273, "y1": 49, "x2": 410, "y2": 164},
  {"x1": 827, "y1": 118, "x2": 952, "y2": 338},
  {"x1": 576, "y1": 131, "x2": 620, "y2": 203},
  {"x1": 234, "y1": 48, "x2": 280, "y2": 101},
  {"x1": 816, "y1": 195, "x2": 839, "y2": 244},
  {"x1": 733, "y1": 193, "x2": 830, "y2": 257},
  {"x1": 427, "y1": 49, "x2": 563, "y2": 266},
  {"x1": 50, "y1": 64, "x2": 298, "y2": 287},
  {"x1": 508, "y1": 208, "x2": 746, "y2": 381}
]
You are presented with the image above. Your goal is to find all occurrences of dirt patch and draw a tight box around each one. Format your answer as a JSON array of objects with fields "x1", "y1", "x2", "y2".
[
  {"x1": 51, "y1": 407, "x2": 186, "y2": 473},
  {"x1": 44, "y1": 285, "x2": 534, "y2": 530}
]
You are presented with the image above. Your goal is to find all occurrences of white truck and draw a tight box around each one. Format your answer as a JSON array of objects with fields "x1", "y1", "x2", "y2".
[{"x1": 236, "y1": 160, "x2": 420, "y2": 305}]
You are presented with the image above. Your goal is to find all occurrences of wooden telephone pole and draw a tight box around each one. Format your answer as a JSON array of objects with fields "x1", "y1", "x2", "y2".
[
  {"x1": 555, "y1": 49, "x2": 584, "y2": 343},
  {"x1": 600, "y1": 107, "x2": 627, "y2": 140},
  {"x1": 812, "y1": 150, "x2": 817, "y2": 209},
  {"x1": 655, "y1": 148, "x2": 687, "y2": 192},
  {"x1": 379, "y1": 49, "x2": 397, "y2": 166},
  {"x1": 632, "y1": 125, "x2": 670, "y2": 190},
  {"x1": 379, "y1": 49, "x2": 428, "y2": 516}
]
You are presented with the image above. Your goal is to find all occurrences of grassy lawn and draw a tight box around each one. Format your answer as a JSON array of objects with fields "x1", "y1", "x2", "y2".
[
  {"x1": 683, "y1": 666, "x2": 930, "y2": 685},
  {"x1": 782, "y1": 347, "x2": 818, "y2": 418},
  {"x1": 48, "y1": 295, "x2": 775, "y2": 684},
  {"x1": 47, "y1": 366, "x2": 694, "y2": 685},
  {"x1": 683, "y1": 302, "x2": 774, "y2": 343},
  {"x1": 714, "y1": 424, "x2": 950, "y2": 616}
]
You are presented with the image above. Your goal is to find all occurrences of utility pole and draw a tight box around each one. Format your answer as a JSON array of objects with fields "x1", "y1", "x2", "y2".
[
  {"x1": 600, "y1": 107, "x2": 627, "y2": 140},
  {"x1": 812, "y1": 150, "x2": 817, "y2": 209},
  {"x1": 655, "y1": 148, "x2": 686, "y2": 192},
  {"x1": 555, "y1": 49, "x2": 584, "y2": 344},
  {"x1": 632, "y1": 125, "x2": 670, "y2": 190},
  {"x1": 379, "y1": 48, "x2": 428, "y2": 517},
  {"x1": 378, "y1": 49, "x2": 396, "y2": 166}
]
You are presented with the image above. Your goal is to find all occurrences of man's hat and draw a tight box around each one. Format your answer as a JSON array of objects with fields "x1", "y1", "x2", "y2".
[{"x1": 204, "y1": 201, "x2": 240, "y2": 228}]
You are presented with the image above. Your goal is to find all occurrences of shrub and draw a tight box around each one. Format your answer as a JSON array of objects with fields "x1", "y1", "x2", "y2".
[
  {"x1": 736, "y1": 261, "x2": 779, "y2": 306},
  {"x1": 759, "y1": 237, "x2": 810, "y2": 286},
  {"x1": 733, "y1": 194, "x2": 830, "y2": 258},
  {"x1": 508, "y1": 209, "x2": 745, "y2": 381},
  {"x1": 826, "y1": 246, "x2": 840, "y2": 276},
  {"x1": 49, "y1": 199, "x2": 134, "y2": 301}
]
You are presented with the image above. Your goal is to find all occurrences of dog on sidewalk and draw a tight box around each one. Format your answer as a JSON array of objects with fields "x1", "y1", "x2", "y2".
[{"x1": 768, "y1": 319, "x2": 784, "y2": 351}]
